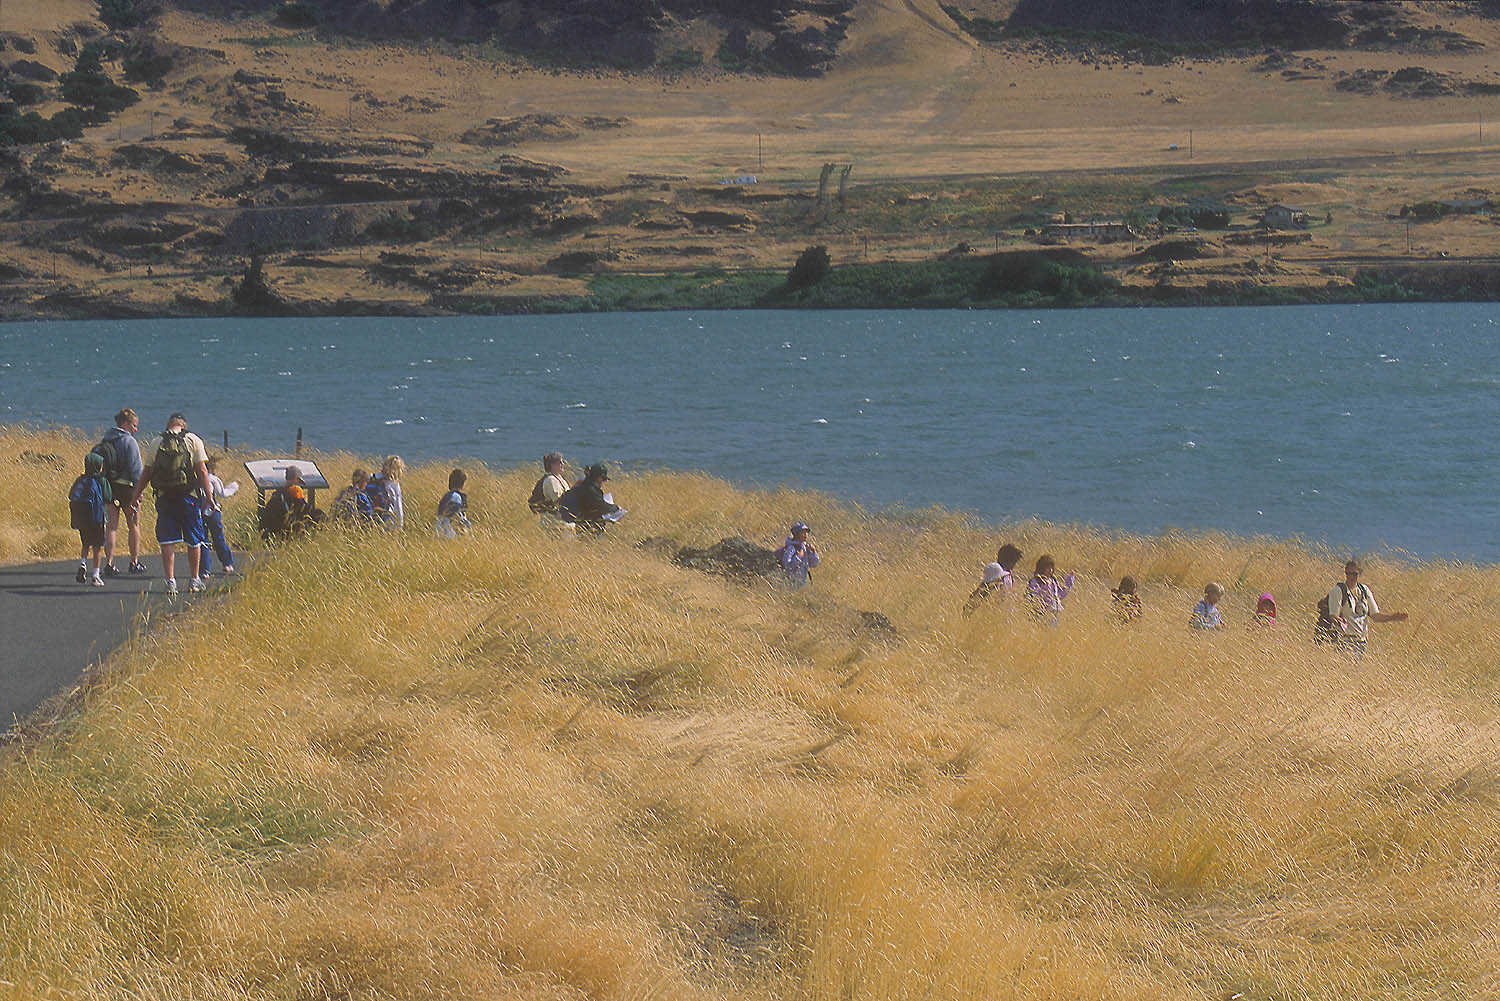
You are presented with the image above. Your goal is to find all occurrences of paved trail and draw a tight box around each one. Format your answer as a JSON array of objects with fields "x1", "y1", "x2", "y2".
[{"x1": 0, "y1": 560, "x2": 245, "y2": 731}]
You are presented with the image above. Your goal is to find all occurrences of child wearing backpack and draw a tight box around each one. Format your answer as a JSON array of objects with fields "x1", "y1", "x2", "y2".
[
  {"x1": 331, "y1": 469, "x2": 375, "y2": 525},
  {"x1": 434, "y1": 468, "x2": 471, "y2": 538},
  {"x1": 69, "y1": 451, "x2": 113, "y2": 586},
  {"x1": 365, "y1": 455, "x2": 405, "y2": 530}
]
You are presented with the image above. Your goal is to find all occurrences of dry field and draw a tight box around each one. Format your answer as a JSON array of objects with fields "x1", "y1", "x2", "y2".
[{"x1": 3, "y1": 426, "x2": 1499, "y2": 999}]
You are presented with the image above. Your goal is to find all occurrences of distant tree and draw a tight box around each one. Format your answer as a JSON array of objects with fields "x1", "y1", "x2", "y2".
[
  {"x1": 787, "y1": 245, "x2": 831, "y2": 289},
  {"x1": 232, "y1": 255, "x2": 286, "y2": 314}
]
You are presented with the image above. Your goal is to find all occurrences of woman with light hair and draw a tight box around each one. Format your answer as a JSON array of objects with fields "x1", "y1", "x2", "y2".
[{"x1": 366, "y1": 454, "x2": 405, "y2": 530}]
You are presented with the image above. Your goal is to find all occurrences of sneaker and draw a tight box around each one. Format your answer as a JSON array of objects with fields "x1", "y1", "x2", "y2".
[
  {"x1": 76, "y1": 564, "x2": 87, "y2": 583},
  {"x1": 102, "y1": 562, "x2": 122, "y2": 578},
  {"x1": 128, "y1": 561, "x2": 149, "y2": 574},
  {"x1": 223, "y1": 565, "x2": 238, "y2": 575},
  {"x1": 90, "y1": 574, "x2": 104, "y2": 587},
  {"x1": 188, "y1": 578, "x2": 205, "y2": 593},
  {"x1": 165, "y1": 579, "x2": 178, "y2": 596}
]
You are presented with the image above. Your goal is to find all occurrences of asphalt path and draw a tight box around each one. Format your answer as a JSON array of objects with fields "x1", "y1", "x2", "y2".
[{"x1": 0, "y1": 559, "x2": 248, "y2": 734}]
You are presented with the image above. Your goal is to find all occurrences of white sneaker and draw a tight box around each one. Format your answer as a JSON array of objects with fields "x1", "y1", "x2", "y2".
[
  {"x1": 90, "y1": 574, "x2": 104, "y2": 587},
  {"x1": 188, "y1": 578, "x2": 205, "y2": 593},
  {"x1": 165, "y1": 579, "x2": 178, "y2": 595}
]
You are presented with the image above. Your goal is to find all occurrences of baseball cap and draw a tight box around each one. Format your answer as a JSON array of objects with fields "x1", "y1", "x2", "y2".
[
  {"x1": 585, "y1": 463, "x2": 609, "y2": 480},
  {"x1": 791, "y1": 521, "x2": 810, "y2": 534},
  {"x1": 168, "y1": 412, "x2": 188, "y2": 427},
  {"x1": 285, "y1": 465, "x2": 304, "y2": 483}
]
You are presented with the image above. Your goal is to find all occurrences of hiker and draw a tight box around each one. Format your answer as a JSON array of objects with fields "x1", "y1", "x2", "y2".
[
  {"x1": 1189, "y1": 582, "x2": 1226, "y2": 630},
  {"x1": 366, "y1": 455, "x2": 405, "y2": 530},
  {"x1": 69, "y1": 451, "x2": 112, "y2": 587},
  {"x1": 1112, "y1": 575, "x2": 1143, "y2": 623},
  {"x1": 95, "y1": 408, "x2": 146, "y2": 577},
  {"x1": 778, "y1": 521, "x2": 820, "y2": 588},
  {"x1": 558, "y1": 462, "x2": 621, "y2": 536},
  {"x1": 528, "y1": 452, "x2": 570, "y2": 516},
  {"x1": 131, "y1": 412, "x2": 212, "y2": 595},
  {"x1": 331, "y1": 468, "x2": 375, "y2": 524},
  {"x1": 1026, "y1": 554, "x2": 1074, "y2": 625},
  {"x1": 258, "y1": 465, "x2": 315, "y2": 541},
  {"x1": 1252, "y1": 592, "x2": 1276, "y2": 628},
  {"x1": 1317, "y1": 558, "x2": 1407, "y2": 656},
  {"x1": 435, "y1": 468, "x2": 471, "y2": 538},
  {"x1": 198, "y1": 455, "x2": 238, "y2": 578},
  {"x1": 964, "y1": 563, "x2": 1008, "y2": 615}
]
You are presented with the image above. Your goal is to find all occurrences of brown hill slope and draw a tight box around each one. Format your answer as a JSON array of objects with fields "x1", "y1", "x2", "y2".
[{"x1": 5, "y1": 0, "x2": 1500, "y2": 316}]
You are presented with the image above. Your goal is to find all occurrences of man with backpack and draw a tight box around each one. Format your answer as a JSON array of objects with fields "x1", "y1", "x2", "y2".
[
  {"x1": 131, "y1": 412, "x2": 213, "y2": 595},
  {"x1": 95, "y1": 408, "x2": 147, "y2": 577},
  {"x1": 528, "y1": 452, "x2": 570, "y2": 516},
  {"x1": 1316, "y1": 558, "x2": 1407, "y2": 656}
]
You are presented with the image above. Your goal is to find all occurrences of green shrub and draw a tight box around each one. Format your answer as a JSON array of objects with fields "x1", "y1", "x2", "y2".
[
  {"x1": 273, "y1": 1, "x2": 320, "y2": 28},
  {"x1": 786, "y1": 245, "x2": 831, "y2": 289}
]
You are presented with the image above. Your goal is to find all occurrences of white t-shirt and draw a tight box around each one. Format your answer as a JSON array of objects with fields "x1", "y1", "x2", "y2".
[{"x1": 541, "y1": 473, "x2": 568, "y2": 506}]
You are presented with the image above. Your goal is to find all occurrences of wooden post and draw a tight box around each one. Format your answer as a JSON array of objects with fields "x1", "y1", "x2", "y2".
[
  {"x1": 296, "y1": 427, "x2": 303, "y2": 458},
  {"x1": 223, "y1": 429, "x2": 229, "y2": 451}
]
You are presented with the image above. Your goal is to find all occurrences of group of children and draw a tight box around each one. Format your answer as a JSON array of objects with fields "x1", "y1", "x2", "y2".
[{"x1": 965, "y1": 544, "x2": 1399, "y2": 651}]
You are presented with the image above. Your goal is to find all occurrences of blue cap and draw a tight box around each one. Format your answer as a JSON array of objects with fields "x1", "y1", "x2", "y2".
[{"x1": 791, "y1": 521, "x2": 810, "y2": 534}]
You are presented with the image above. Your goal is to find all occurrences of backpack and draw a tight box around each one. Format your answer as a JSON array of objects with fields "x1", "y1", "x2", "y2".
[
  {"x1": 1314, "y1": 581, "x2": 1359, "y2": 644},
  {"x1": 148, "y1": 429, "x2": 194, "y2": 499},
  {"x1": 528, "y1": 475, "x2": 554, "y2": 513},
  {"x1": 259, "y1": 487, "x2": 292, "y2": 537},
  {"x1": 365, "y1": 475, "x2": 392, "y2": 515},
  {"x1": 69, "y1": 475, "x2": 106, "y2": 529},
  {"x1": 331, "y1": 485, "x2": 370, "y2": 523},
  {"x1": 89, "y1": 438, "x2": 118, "y2": 484}
]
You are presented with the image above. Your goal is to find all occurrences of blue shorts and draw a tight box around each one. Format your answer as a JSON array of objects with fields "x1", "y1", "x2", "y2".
[{"x1": 154, "y1": 493, "x2": 205, "y2": 547}]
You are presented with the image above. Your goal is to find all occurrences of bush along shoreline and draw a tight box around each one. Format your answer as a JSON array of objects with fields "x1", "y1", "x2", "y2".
[{"x1": 9, "y1": 250, "x2": 1495, "y2": 321}]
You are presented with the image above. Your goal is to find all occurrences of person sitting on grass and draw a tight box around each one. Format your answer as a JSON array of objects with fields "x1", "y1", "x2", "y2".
[{"x1": 259, "y1": 466, "x2": 315, "y2": 541}]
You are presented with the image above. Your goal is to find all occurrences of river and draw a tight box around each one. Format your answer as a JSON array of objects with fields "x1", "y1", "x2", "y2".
[{"x1": 3, "y1": 304, "x2": 1497, "y2": 561}]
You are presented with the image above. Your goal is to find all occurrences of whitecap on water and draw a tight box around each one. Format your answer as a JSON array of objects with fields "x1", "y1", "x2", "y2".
[
  {"x1": 814, "y1": 418, "x2": 828, "y2": 424},
  {"x1": 567, "y1": 402, "x2": 587, "y2": 409},
  {"x1": 477, "y1": 427, "x2": 500, "y2": 434},
  {"x1": 277, "y1": 371, "x2": 293, "y2": 376},
  {"x1": 384, "y1": 419, "x2": 403, "y2": 425}
]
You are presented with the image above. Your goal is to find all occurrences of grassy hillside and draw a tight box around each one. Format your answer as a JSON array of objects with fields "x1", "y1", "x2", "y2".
[{"x1": 3, "y1": 426, "x2": 1500, "y2": 1000}]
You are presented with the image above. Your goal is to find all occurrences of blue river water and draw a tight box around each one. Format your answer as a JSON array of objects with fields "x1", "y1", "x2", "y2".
[{"x1": 3, "y1": 305, "x2": 1498, "y2": 561}]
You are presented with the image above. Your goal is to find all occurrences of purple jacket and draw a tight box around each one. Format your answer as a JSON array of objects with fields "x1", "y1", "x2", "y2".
[{"x1": 1027, "y1": 572, "x2": 1074, "y2": 621}]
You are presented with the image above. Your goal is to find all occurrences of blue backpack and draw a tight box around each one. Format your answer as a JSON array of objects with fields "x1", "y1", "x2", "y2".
[
  {"x1": 365, "y1": 476, "x2": 392, "y2": 515},
  {"x1": 68, "y1": 475, "x2": 107, "y2": 529}
]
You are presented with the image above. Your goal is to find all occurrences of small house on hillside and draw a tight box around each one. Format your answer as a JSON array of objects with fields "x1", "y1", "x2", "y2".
[{"x1": 1263, "y1": 204, "x2": 1309, "y2": 229}]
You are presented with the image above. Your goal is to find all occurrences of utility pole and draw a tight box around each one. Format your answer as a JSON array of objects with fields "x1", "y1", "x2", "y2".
[
  {"x1": 1189, "y1": 129, "x2": 1193, "y2": 160},
  {"x1": 758, "y1": 132, "x2": 763, "y2": 172}
]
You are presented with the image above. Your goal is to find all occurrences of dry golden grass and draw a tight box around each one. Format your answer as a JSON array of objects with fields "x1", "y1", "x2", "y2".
[{"x1": 3, "y1": 425, "x2": 1499, "y2": 1000}]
